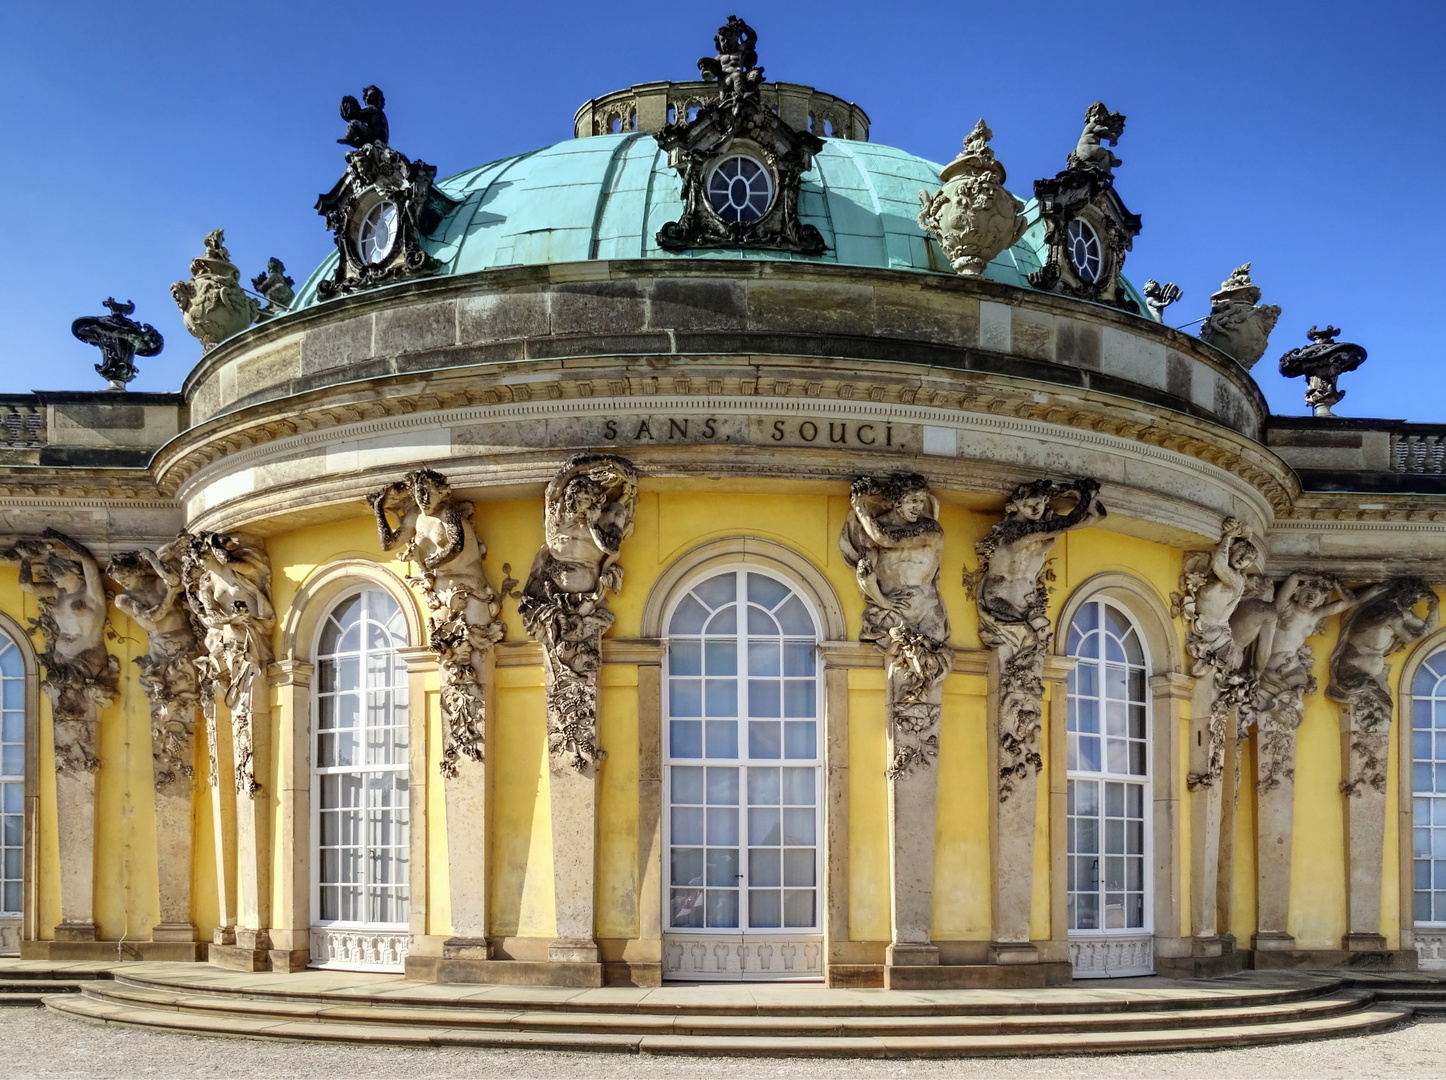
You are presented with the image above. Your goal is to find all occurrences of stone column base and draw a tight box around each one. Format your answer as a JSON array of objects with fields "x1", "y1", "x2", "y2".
[
  {"x1": 885, "y1": 942, "x2": 939, "y2": 966},
  {"x1": 151, "y1": 922, "x2": 197, "y2": 943},
  {"x1": 209, "y1": 944, "x2": 271, "y2": 971},
  {"x1": 213, "y1": 926, "x2": 236, "y2": 945},
  {"x1": 988, "y1": 942, "x2": 1040, "y2": 965},
  {"x1": 1251, "y1": 931, "x2": 1296, "y2": 952},
  {"x1": 549, "y1": 936, "x2": 599, "y2": 964},
  {"x1": 1190, "y1": 934, "x2": 1225, "y2": 957},
  {"x1": 54, "y1": 921, "x2": 96, "y2": 942},
  {"x1": 442, "y1": 936, "x2": 492, "y2": 961},
  {"x1": 267, "y1": 949, "x2": 310, "y2": 973},
  {"x1": 1343, "y1": 931, "x2": 1389, "y2": 952}
]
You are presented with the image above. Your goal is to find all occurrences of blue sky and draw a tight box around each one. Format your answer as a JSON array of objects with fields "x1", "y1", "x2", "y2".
[{"x1": 3, "y1": 1, "x2": 1442, "y2": 420}]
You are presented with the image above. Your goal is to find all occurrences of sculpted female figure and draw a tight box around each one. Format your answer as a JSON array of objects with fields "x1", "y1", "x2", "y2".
[
  {"x1": 5, "y1": 530, "x2": 117, "y2": 771},
  {"x1": 1328, "y1": 577, "x2": 1439, "y2": 728},
  {"x1": 840, "y1": 474, "x2": 953, "y2": 776}
]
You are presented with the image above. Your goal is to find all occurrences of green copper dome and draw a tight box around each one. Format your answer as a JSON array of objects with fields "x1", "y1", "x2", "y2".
[{"x1": 292, "y1": 132, "x2": 1150, "y2": 314}]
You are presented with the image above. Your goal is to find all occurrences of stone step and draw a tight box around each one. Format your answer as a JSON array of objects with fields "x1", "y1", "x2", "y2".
[
  {"x1": 80, "y1": 980, "x2": 1377, "y2": 1039},
  {"x1": 0, "y1": 980, "x2": 88, "y2": 996},
  {"x1": 43, "y1": 993, "x2": 1413, "y2": 1056}
]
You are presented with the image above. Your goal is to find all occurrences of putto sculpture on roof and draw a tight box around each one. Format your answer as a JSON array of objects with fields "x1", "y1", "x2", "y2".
[
  {"x1": 656, "y1": 17, "x2": 826, "y2": 255},
  {"x1": 315, "y1": 85, "x2": 459, "y2": 299},
  {"x1": 71, "y1": 298, "x2": 163, "y2": 390}
]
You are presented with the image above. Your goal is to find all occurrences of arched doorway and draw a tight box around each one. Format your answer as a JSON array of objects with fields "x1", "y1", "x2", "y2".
[{"x1": 662, "y1": 568, "x2": 824, "y2": 980}]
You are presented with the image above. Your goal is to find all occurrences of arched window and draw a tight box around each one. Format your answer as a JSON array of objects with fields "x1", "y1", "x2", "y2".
[
  {"x1": 1066, "y1": 598, "x2": 1152, "y2": 977},
  {"x1": 0, "y1": 631, "x2": 23, "y2": 952},
  {"x1": 662, "y1": 568, "x2": 823, "y2": 980},
  {"x1": 311, "y1": 590, "x2": 410, "y2": 971},
  {"x1": 1413, "y1": 647, "x2": 1446, "y2": 927}
]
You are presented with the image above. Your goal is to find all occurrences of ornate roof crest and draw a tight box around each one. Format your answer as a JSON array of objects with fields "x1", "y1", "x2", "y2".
[
  {"x1": 1278, "y1": 325, "x2": 1368, "y2": 416},
  {"x1": 71, "y1": 298, "x2": 163, "y2": 390}
]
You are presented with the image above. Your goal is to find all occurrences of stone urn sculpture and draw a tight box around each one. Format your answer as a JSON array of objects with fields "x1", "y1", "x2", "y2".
[
  {"x1": 1198, "y1": 263, "x2": 1281, "y2": 369},
  {"x1": 918, "y1": 119, "x2": 1026, "y2": 276},
  {"x1": 171, "y1": 230, "x2": 259, "y2": 352}
]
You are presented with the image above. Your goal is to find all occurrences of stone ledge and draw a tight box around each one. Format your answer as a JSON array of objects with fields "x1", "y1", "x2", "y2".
[
  {"x1": 883, "y1": 961, "x2": 1073, "y2": 990},
  {"x1": 406, "y1": 955, "x2": 605, "y2": 987},
  {"x1": 22, "y1": 940, "x2": 206, "y2": 963},
  {"x1": 1247, "y1": 948, "x2": 1419, "y2": 972}
]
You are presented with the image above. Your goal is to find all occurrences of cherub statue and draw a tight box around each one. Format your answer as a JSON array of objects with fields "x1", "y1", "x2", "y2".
[
  {"x1": 840, "y1": 474, "x2": 954, "y2": 777},
  {"x1": 1198, "y1": 263, "x2": 1281, "y2": 369},
  {"x1": 1142, "y1": 280, "x2": 1182, "y2": 321},
  {"x1": 520, "y1": 454, "x2": 639, "y2": 773},
  {"x1": 338, "y1": 85, "x2": 389, "y2": 148},
  {"x1": 1067, "y1": 101, "x2": 1126, "y2": 175},
  {"x1": 971, "y1": 478, "x2": 1106, "y2": 798},
  {"x1": 171, "y1": 229, "x2": 259, "y2": 352},
  {"x1": 697, "y1": 15, "x2": 764, "y2": 99},
  {"x1": 1, "y1": 530, "x2": 118, "y2": 771},
  {"x1": 108, "y1": 547, "x2": 199, "y2": 788},
  {"x1": 250, "y1": 258, "x2": 295, "y2": 318}
]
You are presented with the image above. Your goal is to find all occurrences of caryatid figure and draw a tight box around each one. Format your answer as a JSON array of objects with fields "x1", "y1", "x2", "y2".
[
  {"x1": 108, "y1": 547, "x2": 200, "y2": 788},
  {"x1": 369, "y1": 467, "x2": 504, "y2": 776},
  {"x1": 519, "y1": 454, "x2": 639, "y2": 774},
  {"x1": 840, "y1": 473, "x2": 954, "y2": 776},
  {"x1": 3, "y1": 529, "x2": 117, "y2": 772},
  {"x1": 971, "y1": 477, "x2": 1106, "y2": 797}
]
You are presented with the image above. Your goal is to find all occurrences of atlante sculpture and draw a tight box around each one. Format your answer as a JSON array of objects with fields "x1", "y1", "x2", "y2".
[
  {"x1": 71, "y1": 298, "x2": 163, "y2": 390},
  {"x1": 2, "y1": 530, "x2": 117, "y2": 773},
  {"x1": 337, "y1": 85, "x2": 389, "y2": 148},
  {"x1": 520, "y1": 454, "x2": 638, "y2": 773},
  {"x1": 971, "y1": 477, "x2": 1105, "y2": 798},
  {"x1": 917, "y1": 120, "x2": 1027, "y2": 277},
  {"x1": 108, "y1": 547, "x2": 199, "y2": 790},
  {"x1": 1279, "y1": 325, "x2": 1368, "y2": 417},
  {"x1": 840, "y1": 473, "x2": 953, "y2": 777},
  {"x1": 369, "y1": 468, "x2": 504, "y2": 776}
]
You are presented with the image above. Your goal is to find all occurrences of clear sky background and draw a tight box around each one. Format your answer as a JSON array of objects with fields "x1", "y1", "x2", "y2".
[{"x1": 2, "y1": 1, "x2": 1441, "y2": 420}]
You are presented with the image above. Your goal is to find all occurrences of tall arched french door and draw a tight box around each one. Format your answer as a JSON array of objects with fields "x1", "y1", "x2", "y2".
[
  {"x1": 0, "y1": 630, "x2": 24, "y2": 956},
  {"x1": 1065, "y1": 598, "x2": 1154, "y2": 977},
  {"x1": 309, "y1": 589, "x2": 411, "y2": 972},
  {"x1": 662, "y1": 568, "x2": 824, "y2": 980},
  {"x1": 1411, "y1": 645, "x2": 1446, "y2": 968}
]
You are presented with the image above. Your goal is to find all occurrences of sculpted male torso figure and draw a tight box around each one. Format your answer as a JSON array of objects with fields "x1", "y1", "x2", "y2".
[
  {"x1": 1329, "y1": 578, "x2": 1439, "y2": 705},
  {"x1": 14, "y1": 530, "x2": 109, "y2": 679},
  {"x1": 1184, "y1": 518, "x2": 1259, "y2": 675},
  {"x1": 843, "y1": 477, "x2": 948, "y2": 645}
]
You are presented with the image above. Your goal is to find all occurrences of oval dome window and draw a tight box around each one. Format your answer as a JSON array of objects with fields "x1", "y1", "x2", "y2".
[
  {"x1": 1066, "y1": 218, "x2": 1102, "y2": 284},
  {"x1": 357, "y1": 200, "x2": 399, "y2": 265},
  {"x1": 706, "y1": 155, "x2": 773, "y2": 224}
]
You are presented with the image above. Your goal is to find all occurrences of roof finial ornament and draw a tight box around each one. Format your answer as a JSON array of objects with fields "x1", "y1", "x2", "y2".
[
  {"x1": 71, "y1": 298, "x2": 164, "y2": 391},
  {"x1": 1199, "y1": 263, "x2": 1282, "y2": 368},
  {"x1": 1278, "y1": 325, "x2": 1367, "y2": 417},
  {"x1": 917, "y1": 119, "x2": 1026, "y2": 276},
  {"x1": 698, "y1": 15, "x2": 764, "y2": 100},
  {"x1": 337, "y1": 85, "x2": 389, "y2": 149},
  {"x1": 1068, "y1": 101, "x2": 1126, "y2": 175},
  {"x1": 171, "y1": 229, "x2": 259, "y2": 353}
]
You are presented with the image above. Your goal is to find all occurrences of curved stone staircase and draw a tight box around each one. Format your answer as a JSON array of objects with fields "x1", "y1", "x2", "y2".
[{"x1": 40, "y1": 963, "x2": 1417, "y2": 1056}]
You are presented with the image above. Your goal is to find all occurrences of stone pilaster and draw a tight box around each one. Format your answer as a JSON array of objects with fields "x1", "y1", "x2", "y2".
[
  {"x1": 987, "y1": 644, "x2": 1039, "y2": 964},
  {"x1": 202, "y1": 696, "x2": 235, "y2": 947},
  {"x1": 1150, "y1": 673, "x2": 1192, "y2": 963},
  {"x1": 884, "y1": 666, "x2": 941, "y2": 969},
  {"x1": 1341, "y1": 701, "x2": 1390, "y2": 950},
  {"x1": 53, "y1": 766, "x2": 96, "y2": 941},
  {"x1": 433, "y1": 644, "x2": 492, "y2": 959},
  {"x1": 1187, "y1": 676, "x2": 1225, "y2": 956},
  {"x1": 1253, "y1": 716, "x2": 1299, "y2": 951},
  {"x1": 267, "y1": 659, "x2": 313, "y2": 971}
]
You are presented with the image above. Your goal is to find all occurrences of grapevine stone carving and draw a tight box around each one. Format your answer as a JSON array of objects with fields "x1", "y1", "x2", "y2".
[
  {"x1": 368, "y1": 468, "x2": 504, "y2": 778},
  {"x1": 1327, "y1": 577, "x2": 1438, "y2": 796},
  {"x1": 1170, "y1": 518, "x2": 1261, "y2": 788},
  {"x1": 519, "y1": 454, "x2": 638, "y2": 774},
  {"x1": 1198, "y1": 263, "x2": 1281, "y2": 369},
  {"x1": 170, "y1": 230, "x2": 259, "y2": 352},
  {"x1": 970, "y1": 478, "x2": 1105, "y2": 799},
  {"x1": 917, "y1": 119, "x2": 1026, "y2": 276},
  {"x1": 1, "y1": 530, "x2": 117, "y2": 774},
  {"x1": 108, "y1": 547, "x2": 200, "y2": 790},
  {"x1": 839, "y1": 473, "x2": 954, "y2": 778},
  {"x1": 180, "y1": 532, "x2": 274, "y2": 797}
]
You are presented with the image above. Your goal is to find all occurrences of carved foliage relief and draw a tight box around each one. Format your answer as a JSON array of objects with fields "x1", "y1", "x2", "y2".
[
  {"x1": 369, "y1": 468, "x2": 504, "y2": 778},
  {"x1": 839, "y1": 473, "x2": 953, "y2": 777},
  {"x1": 519, "y1": 454, "x2": 638, "y2": 774}
]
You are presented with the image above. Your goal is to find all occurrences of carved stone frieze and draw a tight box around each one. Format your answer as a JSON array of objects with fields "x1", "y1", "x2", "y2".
[
  {"x1": 518, "y1": 453, "x2": 638, "y2": 774},
  {"x1": 108, "y1": 547, "x2": 199, "y2": 790},
  {"x1": 970, "y1": 478, "x2": 1106, "y2": 798},
  {"x1": 369, "y1": 468, "x2": 504, "y2": 777},
  {"x1": 1279, "y1": 325, "x2": 1368, "y2": 417},
  {"x1": 1327, "y1": 576, "x2": 1438, "y2": 795},
  {"x1": 654, "y1": 18, "x2": 825, "y2": 255},
  {"x1": 1198, "y1": 263, "x2": 1281, "y2": 369},
  {"x1": 178, "y1": 531, "x2": 275, "y2": 796},
  {"x1": 917, "y1": 120, "x2": 1026, "y2": 276},
  {"x1": 70, "y1": 298, "x2": 164, "y2": 391},
  {"x1": 1030, "y1": 102, "x2": 1141, "y2": 313},
  {"x1": 839, "y1": 473, "x2": 953, "y2": 776},
  {"x1": 0, "y1": 530, "x2": 118, "y2": 773},
  {"x1": 1170, "y1": 518, "x2": 1262, "y2": 789},
  {"x1": 171, "y1": 230, "x2": 259, "y2": 353}
]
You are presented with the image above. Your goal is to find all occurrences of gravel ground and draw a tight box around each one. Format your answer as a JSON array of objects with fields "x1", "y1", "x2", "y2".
[{"x1": 5, "y1": 1007, "x2": 1444, "y2": 1080}]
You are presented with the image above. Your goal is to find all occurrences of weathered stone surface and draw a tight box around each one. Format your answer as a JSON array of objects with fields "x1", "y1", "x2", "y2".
[
  {"x1": 300, "y1": 316, "x2": 374, "y2": 375},
  {"x1": 375, "y1": 301, "x2": 456, "y2": 355},
  {"x1": 746, "y1": 282, "x2": 874, "y2": 336},
  {"x1": 645, "y1": 279, "x2": 747, "y2": 331},
  {"x1": 550, "y1": 281, "x2": 648, "y2": 336},
  {"x1": 458, "y1": 290, "x2": 551, "y2": 342}
]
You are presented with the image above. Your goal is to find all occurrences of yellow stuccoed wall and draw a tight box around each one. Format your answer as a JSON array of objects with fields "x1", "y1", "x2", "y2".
[{"x1": 0, "y1": 500, "x2": 1436, "y2": 957}]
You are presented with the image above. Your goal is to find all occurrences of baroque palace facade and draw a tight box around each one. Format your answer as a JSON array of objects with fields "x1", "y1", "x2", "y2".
[{"x1": 2, "y1": 19, "x2": 1444, "y2": 991}]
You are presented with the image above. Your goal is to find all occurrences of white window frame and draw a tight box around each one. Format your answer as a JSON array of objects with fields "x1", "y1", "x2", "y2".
[
  {"x1": 0, "y1": 631, "x2": 23, "y2": 921},
  {"x1": 1411, "y1": 644, "x2": 1446, "y2": 928}
]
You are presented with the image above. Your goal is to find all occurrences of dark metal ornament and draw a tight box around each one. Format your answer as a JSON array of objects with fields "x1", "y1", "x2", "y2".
[
  {"x1": 1278, "y1": 325, "x2": 1368, "y2": 417},
  {"x1": 71, "y1": 298, "x2": 164, "y2": 390}
]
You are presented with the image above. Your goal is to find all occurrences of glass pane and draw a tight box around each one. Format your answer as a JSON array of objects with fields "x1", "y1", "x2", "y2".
[
  {"x1": 672, "y1": 888, "x2": 704, "y2": 927},
  {"x1": 783, "y1": 889, "x2": 815, "y2": 928},
  {"x1": 693, "y1": 573, "x2": 736, "y2": 610},
  {"x1": 749, "y1": 681, "x2": 780, "y2": 718},
  {"x1": 672, "y1": 766, "x2": 704, "y2": 804},
  {"x1": 670, "y1": 719, "x2": 702, "y2": 758},
  {"x1": 748, "y1": 642, "x2": 780, "y2": 677},
  {"x1": 705, "y1": 607, "x2": 737, "y2": 635},
  {"x1": 749, "y1": 720, "x2": 782, "y2": 758},
  {"x1": 748, "y1": 767, "x2": 781, "y2": 805},
  {"x1": 670, "y1": 596, "x2": 709, "y2": 634},
  {"x1": 0, "y1": 644, "x2": 19, "y2": 678},
  {"x1": 705, "y1": 680, "x2": 737, "y2": 718},
  {"x1": 706, "y1": 848, "x2": 739, "y2": 887},
  {"x1": 705, "y1": 719, "x2": 737, "y2": 758},
  {"x1": 705, "y1": 889, "x2": 739, "y2": 928},
  {"x1": 706, "y1": 806, "x2": 739, "y2": 846},
  {"x1": 670, "y1": 681, "x2": 702, "y2": 718},
  {"x1": 2, "y1": 681, "x2": 21, "y2": 710},
  {"x1": 782, "y1": 808, "x2": 815, "y2": 845},
  {"x1": 669, "y1": 641, "x2": 701, "y2": 675},
  {"x1": 747, "y1": 574, "x2": 789, "y2": 609},
  {"x1": 782, "y1": 768, "x2": 814, "y2": 805},
  {"x1": 750, "y1": 848, "x2": 781, "y2": 886},
  {"x1": 783, "y1": 721, "x2": 816, "y2": 758},
  {"x1": 747, "y1": 607, "x2": 779, "y2": 635},
  {"x1": 783, "y1": 643, "x2": 815, "y2": 677},
  {"x1": 775, "y1": 597, "x2": 813, "y2": 635},
  {"x1": 749, "y1": 807, "x2": 781, "y2": 846},
  {"x1": 784, "y1": 848, "x2": 816, "y2": 887},
  {"x1": 705, "y1": 641, "x2": 737, "y2": 676},
  {"x1": 706, "y1": 767, "x2": 739, "y2": 804},
  {"x1": 749, "y1": 889, "x2": 781, "y2": 928},
  {"x1": 784, "y1": 682, "x2": 815, "y2": 718},
  {"x1": 672, "y1": 807, "x2": 704, "y2": 845}
]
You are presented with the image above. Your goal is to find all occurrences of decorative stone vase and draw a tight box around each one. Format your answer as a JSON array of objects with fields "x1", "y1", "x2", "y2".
[
  {"x1": 170, "y1": 230, "x2": 259, "y2": 352},
  {"x1": 918, "y1": 120, "x2": 1025, "y2": 276},
  {"x1": 1198, "y1": 263, "x2": 1281, "y2": 370}
]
